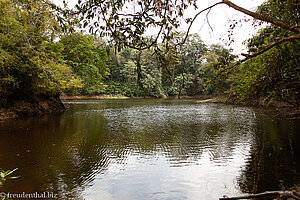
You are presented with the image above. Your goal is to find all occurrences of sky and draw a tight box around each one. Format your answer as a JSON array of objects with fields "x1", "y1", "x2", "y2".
[
  {"x1": 54, "y1": 0, "x2": 266, "y2": 54},
  {"x1": 184, "y1": 0, "x2": 266, "y2": 54}
]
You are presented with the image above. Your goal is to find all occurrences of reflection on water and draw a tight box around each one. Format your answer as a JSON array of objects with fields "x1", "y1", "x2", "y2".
[{"x1": 0, "y1": 99, "x2": 299, "y2": 200}]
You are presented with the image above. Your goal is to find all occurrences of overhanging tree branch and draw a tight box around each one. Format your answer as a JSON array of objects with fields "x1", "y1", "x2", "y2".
[
  {"x1": 70, "y1": 0, "x2": 299, "y2": 60},
  {"x1": 181, "y1": 0, "x2": 299, "y2": 51},
  {"x1": 240, "y1": 34, "x2": 300, "y2": 62},
  {"x1": 222, "y1": 0, "x2": 300, "y2": 34},
  {"x1": 205, "y1": 34, "x2": 300, "y2": 87}
]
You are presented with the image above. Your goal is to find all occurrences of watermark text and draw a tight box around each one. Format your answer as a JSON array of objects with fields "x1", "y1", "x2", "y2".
[{"x1": 0, "y1": 192, "x2": 57, "y2": 199}]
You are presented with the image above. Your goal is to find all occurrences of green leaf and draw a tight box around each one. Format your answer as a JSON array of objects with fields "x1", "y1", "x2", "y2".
[{"x1": 4, "y1": 168, "x2": 18, "y2": 176}]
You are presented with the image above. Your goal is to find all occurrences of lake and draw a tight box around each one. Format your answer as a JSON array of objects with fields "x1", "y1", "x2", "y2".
[{"x1": 0, "y1": 99, "x2": 299, "y2": 200}]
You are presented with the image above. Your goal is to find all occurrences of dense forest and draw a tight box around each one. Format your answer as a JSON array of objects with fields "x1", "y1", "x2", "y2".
[{"x1": 0, "y1": 0, "x2": 299, "y2": 112}]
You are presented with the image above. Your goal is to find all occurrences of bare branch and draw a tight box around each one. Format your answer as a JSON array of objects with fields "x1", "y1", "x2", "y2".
[
  {"x1": 220, "y1": 191, "x2": 300, "y2": 200},
  {"x1": 206, "y1": 8, "x2": 214, "y2": 33},
  {"x1": 180, "y1": 2, "x2": 223, "y2": 45},
  {"x1": 180, "y1": 0, "x2": 299, "y2": 48},
  {"x1": 222, "y1": 0, "x2": 300, "y2": 34}
]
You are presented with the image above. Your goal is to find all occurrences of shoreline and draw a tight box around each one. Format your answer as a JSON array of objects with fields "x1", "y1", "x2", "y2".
[
  {"x1": 0, "y1": 96, "x2": 65, "y2": 121},
  {"x1": 1, "y1": 95, "x2": 299, "y2": 121},
  {"x1": 60, "y1": 94, "x2": 216, "y2": 100},
  {"x1": 196, "y1": 96, "x2": 300, "y2": 119}
]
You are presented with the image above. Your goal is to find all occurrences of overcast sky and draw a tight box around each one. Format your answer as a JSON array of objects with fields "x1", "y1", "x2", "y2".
[{"x1": 55, "y1": 0, "x2": 266, "y2": 54}]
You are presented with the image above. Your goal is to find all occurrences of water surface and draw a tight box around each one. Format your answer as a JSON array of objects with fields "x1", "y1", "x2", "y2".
[{"x1": 0, "y1": 99, "x2": 299, "y2": 199}]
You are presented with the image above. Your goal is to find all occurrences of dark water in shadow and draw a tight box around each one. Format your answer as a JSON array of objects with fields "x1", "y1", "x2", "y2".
[{"x1": 0, "y1": 99, "x2": 299, "y2": 200}]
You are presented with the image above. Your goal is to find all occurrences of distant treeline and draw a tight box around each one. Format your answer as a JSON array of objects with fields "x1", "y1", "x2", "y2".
[{"x1": 1, "y1": 0, "x2": 299, "y2": 106}]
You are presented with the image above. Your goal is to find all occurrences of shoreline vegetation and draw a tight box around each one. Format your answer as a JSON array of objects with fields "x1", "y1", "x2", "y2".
[{"x1": 1, "y1": 95, "x2": 299, "y2": 121}]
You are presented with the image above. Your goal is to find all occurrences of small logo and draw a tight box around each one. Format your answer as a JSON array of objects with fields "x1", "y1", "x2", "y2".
[{"x1": 0, "y1": 192, "x2": 6, "y2": 198}]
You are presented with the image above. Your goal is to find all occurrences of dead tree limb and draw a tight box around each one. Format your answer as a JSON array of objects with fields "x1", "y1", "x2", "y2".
[{"x1": 219, "y1": 191, "x2": 300, "y2": 200}]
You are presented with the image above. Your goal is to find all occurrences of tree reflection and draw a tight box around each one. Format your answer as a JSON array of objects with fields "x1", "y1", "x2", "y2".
[
  {"x1": 237, "y1": 114, "x2": 300, "y2": 194},
  {"x1": 2, "y1": 101, "x2": 298, "y2": 199}
]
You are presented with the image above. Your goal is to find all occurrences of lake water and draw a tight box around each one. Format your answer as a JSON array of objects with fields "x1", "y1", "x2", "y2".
[{"x1": 0, "y1": 99, "x2": 299, "y2": 200}]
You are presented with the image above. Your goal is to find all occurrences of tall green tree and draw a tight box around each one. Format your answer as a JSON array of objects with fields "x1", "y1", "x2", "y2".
[
  {"x1": 198, "y1": 44, "x2": 237, "y2": 95},
  {"x1": 59, "y1": 33, "x2": 109, "y2": 95},
  {"x1": 176, "y1": 33, "x2": 207, "y2": 97},
  {"x1": 106, "y1": 47, "x2": 163, "y2": 97},
  {"x1": 0, "y1": 0, "x2": 81, "y2": 104}
]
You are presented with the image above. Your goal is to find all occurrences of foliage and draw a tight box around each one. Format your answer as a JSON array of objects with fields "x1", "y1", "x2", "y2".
[
  {"x1": 0, "y1": 168, "x2": 19, "y2": 187},
  {"x1": 229, "y1": 0, "x2": 300, "y2": 104},
  {"x1": 0, "y1": 168, "x2": 19, "y2": 200},
  {"x1": 106, "y1": 47, "x2": 164, "y2": 97},
  {"x1": 198, "y1": 44, "x2": 237, "y2": 95},
  {"x1": 248, "y1": 0, "x2": 299, "y2": 53},
  {"x1": 178, "y1": 33, "x2": 207, "y2": 73},
  {"x1": 59, "y1": 33, "x2": 109, "y2": 95},
  {"x1": 105, "y1": 33, "x2": 240, "y2": 98},
  {"x1": 104, "y1": 81, "x2": 138, "y2": 96},
  {"x1": 104, "y1": 33, "x2": 210, "y2": 97},
  {"x1": 0, "y1": 0, "x2": 82, "y2": 100},
  {"x1": 1, "y1": 0, "x2": 298, "y2": 106},
  {"x1": 71, "y1": 0, "x2": 198, "y2": 50},
  {"x1": 256, "y1": 0, "x2": 298, "y2": 26},
  {"x1": 175, "y1": 33, "x2": 208, "y2": 96},
  {"x1": 232, "y1": 42, "x2": 300, "y2": 104},
  {"x1": 164, "y1": 73, "x2": 195, "y2": 96}
]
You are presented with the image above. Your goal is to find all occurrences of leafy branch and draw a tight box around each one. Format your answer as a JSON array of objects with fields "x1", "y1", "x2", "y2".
[{"x1": 0, "y1": 168, "x2": 19, "y2": 187}]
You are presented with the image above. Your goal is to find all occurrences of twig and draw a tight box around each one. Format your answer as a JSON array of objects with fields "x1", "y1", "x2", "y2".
[{"x1": 180, "y1": 2, "x2": 223, "y2": 45}]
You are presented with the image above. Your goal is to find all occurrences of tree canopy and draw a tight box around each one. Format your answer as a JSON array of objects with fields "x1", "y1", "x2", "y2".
[
  {"x1": 68, "y1": 0, "x2": 299, "y2": 58},
  {"x1": 0, "y1": 0, "x2": 82, "y2": 101}
]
